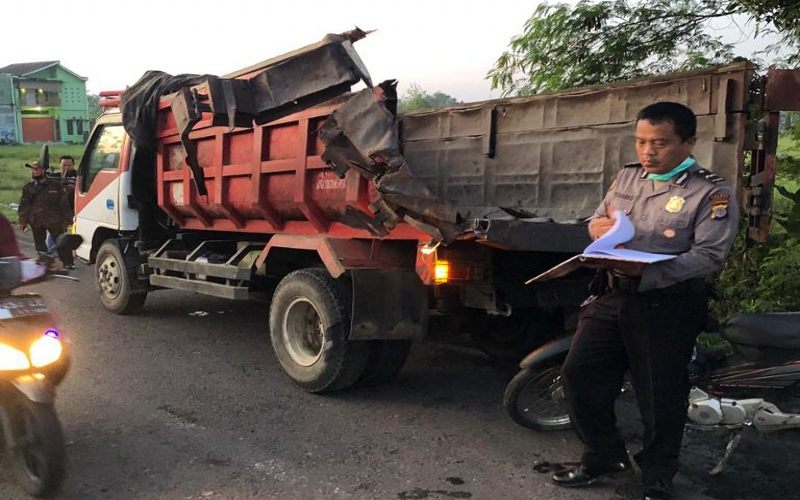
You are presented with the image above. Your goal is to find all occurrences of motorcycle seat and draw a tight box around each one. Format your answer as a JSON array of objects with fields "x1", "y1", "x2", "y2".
[{"x1": 722, "y1": 312, "x2": 800, "y2": 349}]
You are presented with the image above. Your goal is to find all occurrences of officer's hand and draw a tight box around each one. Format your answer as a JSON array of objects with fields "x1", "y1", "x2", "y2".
[
  {"x1": 19, "y1": 223, "x2": 27, "y2": 232},
  {"x1": 611, "y1": 261, "x2": 644, "y2": 277},
  {"x1": 588, "y1": 216, "x2": 615, "y2": 240}
]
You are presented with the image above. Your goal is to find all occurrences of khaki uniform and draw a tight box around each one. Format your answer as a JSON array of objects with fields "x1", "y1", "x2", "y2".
[
  {"x1": 593, "y1": 162, "x2": 739, "y2": 290},
  {"x1": 562, "y1": 160, "x2": 739, "y2": 485}
]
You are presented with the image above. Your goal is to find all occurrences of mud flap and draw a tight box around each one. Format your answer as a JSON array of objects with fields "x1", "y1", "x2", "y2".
[
  {"x1": 519, "y1": 334, "x2": 573, "y2": 369},
  {"x1": 11, "y1": 378, "x2": 55, "y2": 405},
  {"x1": 349, "y1": 269, "x2": 428, "y2": 340}
]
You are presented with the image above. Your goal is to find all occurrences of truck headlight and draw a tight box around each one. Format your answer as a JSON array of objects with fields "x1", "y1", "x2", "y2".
[
  {"x1": 29, "y1": 330, "x2": 63, "y2": 368},
  {"x1": 0, "y1": 343, "x2": 30, "y2": 370}
]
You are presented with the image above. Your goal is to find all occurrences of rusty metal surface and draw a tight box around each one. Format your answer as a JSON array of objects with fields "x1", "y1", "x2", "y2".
[
  {"x1": 764, "y1": 68, "x2": 800, "y2": 111},
  {"x1": 400, "y1": 62, "x2": 755, "y2": 222},
  {"x1": 319, "y1": 82, "x2": 462, "y2": 243}
]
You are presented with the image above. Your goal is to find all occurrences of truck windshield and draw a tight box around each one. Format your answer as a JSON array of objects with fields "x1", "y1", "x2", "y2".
[{"x1": 80, "y1": 124, "x2": 124, "y2": 193}]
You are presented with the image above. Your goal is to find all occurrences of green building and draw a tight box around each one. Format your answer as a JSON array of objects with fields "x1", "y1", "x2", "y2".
[{"x1": 0, "y1": 61, "x2": 90, "y2": 144}]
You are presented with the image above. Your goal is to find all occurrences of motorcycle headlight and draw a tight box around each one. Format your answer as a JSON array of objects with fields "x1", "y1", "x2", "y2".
[
  {"x1": 0, "y1": 343, "x2": 30, "y2": 370},
  {"x1": 29, "y1": 330, "x2": 63, "y2": 368}
]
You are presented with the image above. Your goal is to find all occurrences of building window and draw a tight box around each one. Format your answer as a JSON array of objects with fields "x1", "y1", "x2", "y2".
[
  {"x1": 66, "y1": 119, "x2": 74, "y2": 135},
  {"x1": 76, "y1": 120, "x2": 83, "y2": 135}
]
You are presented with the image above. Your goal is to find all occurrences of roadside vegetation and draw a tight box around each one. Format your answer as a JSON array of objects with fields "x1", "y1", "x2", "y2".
[
  {"x1": 714, "y1": 118, "x2": 800, "y2": 320},
  {"x1": 0, "y1": 144, "x2": 84, "y2": 221},
  {"x1": 489, "y1": 1, "x2": 800, "y2": 335}
]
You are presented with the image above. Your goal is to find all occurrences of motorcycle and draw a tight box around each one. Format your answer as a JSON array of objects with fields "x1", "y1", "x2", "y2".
[
  {"x1": 0, "y1": 234, "x2": 81, "y2": 497},
  {"x1": 503, "y1": 311, "x2": 800, "y2": 473}
]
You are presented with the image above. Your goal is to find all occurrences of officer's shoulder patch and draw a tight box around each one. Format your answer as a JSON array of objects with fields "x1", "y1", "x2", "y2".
[
  {"x1": 694, "y1": 168, "x2": 725, "y2": 184},
  {"x1": 709, "y1": 189, "x2": 731, "y2": 220}
]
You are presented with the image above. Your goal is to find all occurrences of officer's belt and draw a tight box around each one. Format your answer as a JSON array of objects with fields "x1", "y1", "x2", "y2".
[
  {"x1": 607, "y1": 272, "x2": 706, "y2": 295},
  {"x1": 607, "y1": 271, "x2": 641, "y2": 292}
]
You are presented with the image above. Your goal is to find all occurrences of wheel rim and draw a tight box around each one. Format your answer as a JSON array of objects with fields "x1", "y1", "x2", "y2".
[
  {"x1": 97, "y1": 252, "x2": 122, "y2": 299},
  {"x1": 282, "y1": 297, "x2": 325, "y2": 367},
  {"x1": 516, "y1": 367, "x2": 572, "y2": 427}
]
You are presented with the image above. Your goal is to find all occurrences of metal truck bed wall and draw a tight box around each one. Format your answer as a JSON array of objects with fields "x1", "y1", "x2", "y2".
[
  {"x1": 401, "y1": 63, "x2": 753, "y2": 222},
  {"x1": 155, "y1": 63, "x2": 754, "y2": 238}
]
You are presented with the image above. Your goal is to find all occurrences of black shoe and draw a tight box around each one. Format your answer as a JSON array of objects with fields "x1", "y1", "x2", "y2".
[
  {"x1": 552, "y1": 460, "x2": 632, "y2": 487},
  {"x1": 643, "y1": 479, "x2": 673, "y2": 499}
]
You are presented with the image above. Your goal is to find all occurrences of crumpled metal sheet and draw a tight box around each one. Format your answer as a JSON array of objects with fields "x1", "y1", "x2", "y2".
[
  {"x1": 319, "y1": 81, "x2": 463, "y2": 243},
  {"x1": 122, "y1": 28, "x2": 373, "y2": 197}
]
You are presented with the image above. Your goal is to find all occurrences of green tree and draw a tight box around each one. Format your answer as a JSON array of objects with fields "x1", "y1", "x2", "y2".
[
  {"x1": 488, "y1": 0, "x2": 800, "y2": 96},
  {"x1": 398, "y1": 84, "x2": 460, "y2": 112},
  {"x1": 87, "y1": 93, "x2": 101, "y2": 121}
]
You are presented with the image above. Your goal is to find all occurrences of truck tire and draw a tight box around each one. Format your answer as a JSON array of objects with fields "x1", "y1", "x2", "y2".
[
  {"x1": 356, "y1": 339, "x2": 412, "y2": 387},
  {"x1": 269, "y1": 269, "x2": 369, "y2": 393},
  {"x1": 95, "y1": 240, "x2": 147, "y2": 315}
]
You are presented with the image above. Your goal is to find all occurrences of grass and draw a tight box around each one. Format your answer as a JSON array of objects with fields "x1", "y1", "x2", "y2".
[{"x1": 0, "y1": 144, "x2": 84, "y2": 222}]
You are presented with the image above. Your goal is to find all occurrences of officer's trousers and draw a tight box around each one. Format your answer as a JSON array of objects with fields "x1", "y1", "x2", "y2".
[{"x1": 561, "y1": 283, "x2": 707, "y2": 483}]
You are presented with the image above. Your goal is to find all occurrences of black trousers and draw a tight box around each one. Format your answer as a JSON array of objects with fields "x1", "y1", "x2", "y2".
[
  {"x1": 31, "y1": 225, "x2": 74, "y2": 267},
  {"x1": 561, "y1": 281, "x2": 707, "y2": 483}
]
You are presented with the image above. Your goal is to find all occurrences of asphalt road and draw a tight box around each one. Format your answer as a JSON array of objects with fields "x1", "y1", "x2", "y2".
[{"x1": 0, "y1": 235, "x2": 798, "y2": 499}]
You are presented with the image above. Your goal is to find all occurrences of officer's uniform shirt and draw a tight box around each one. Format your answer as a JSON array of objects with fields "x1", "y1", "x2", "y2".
[{"x1": 593, "y1": 160, "x2": 739, "y2": 291}]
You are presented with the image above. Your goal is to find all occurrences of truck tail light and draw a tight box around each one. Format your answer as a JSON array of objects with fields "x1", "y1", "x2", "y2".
[
  {"x1": 434, "y1": 260, "x2": 450, "y2": 284},
  {"x1": 433, "y1": 259, "x2": 473, "y2": 285}
]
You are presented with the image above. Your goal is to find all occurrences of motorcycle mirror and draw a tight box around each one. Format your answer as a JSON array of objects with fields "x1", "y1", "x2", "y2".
[{"x1": 54, "y1": 234, "x2": 83, "y2": 253}]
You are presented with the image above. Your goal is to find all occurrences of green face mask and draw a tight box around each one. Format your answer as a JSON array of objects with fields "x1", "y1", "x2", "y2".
[{"x1": 646, "y1": 156, "x2": 695, "y2": 181}]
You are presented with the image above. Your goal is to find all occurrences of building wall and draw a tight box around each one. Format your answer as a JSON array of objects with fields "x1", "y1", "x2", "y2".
[
  {"x1": 0, "y1": 73, "x2": 19, "y2": 143},
  {"x1": 53, "y1": 66, "x2": 89, "y2": 143},
  {"x1": 16, "y1": 65, "x2": 89, "y2": 144}
]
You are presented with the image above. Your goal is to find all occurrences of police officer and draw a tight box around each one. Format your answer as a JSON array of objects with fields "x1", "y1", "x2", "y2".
[
  {"x1": 19, "y1": 159, "x2": 75, "y2": 269},
  {"x1": 551, "y1": 102, "x2": 739, "y2": 500}
]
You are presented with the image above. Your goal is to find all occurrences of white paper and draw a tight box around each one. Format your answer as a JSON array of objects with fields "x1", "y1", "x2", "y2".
[
  {"x1": 581, "y1": 209, "x2": 675, "y2": 264},
  {"x1": 525, "y1": 210, "x2": 676, "y2": 284}
]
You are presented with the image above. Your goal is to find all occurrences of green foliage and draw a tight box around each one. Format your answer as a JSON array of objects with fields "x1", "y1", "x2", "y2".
[
  {"x1": 714, "y1": 131, "x2": 800, "y2": 319},
  {"x1": 715, "y1": 230, "x2": 800, "y2": 317},
  {"x1": 489, "y1": 0, "x2": 800, "y2": 96},
  {"x1": 87, "y1": 93, "x2": 101, "y2": 121},
  {"x1": 0, "y1": 144, "x2": 84, "y2": 222},
  {"x1": 398, "y1": 84, "x2": 460, "y2": 113}
]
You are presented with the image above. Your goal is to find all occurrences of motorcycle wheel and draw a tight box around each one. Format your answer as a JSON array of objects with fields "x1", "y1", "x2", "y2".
[
  {"x1": 503, "y1": 360, "x2": 572, "y2": 431},
  {"x1": 3, "y1": 396, "x2": 66, "y2": 497}
]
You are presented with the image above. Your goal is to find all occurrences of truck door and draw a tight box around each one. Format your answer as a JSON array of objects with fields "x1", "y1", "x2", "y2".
[{"x1": 74, "y1": 123, "x2": 132, "y2": 260}]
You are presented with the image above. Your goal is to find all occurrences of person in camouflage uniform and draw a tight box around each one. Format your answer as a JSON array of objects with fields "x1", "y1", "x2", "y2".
[{"x1": 18, "y1": 159, "x2": 75, "y2": 269}]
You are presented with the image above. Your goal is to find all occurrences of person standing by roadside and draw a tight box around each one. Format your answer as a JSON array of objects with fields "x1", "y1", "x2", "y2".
[
  {"x1": 18, "y1": 159, "x2": 75, "y2": 269},
  {"x1": 551, "y1": 102, "x2": 739, "y2": 499},
  {"x1": 58, "y1": 155, "x2": 78, "y2": 213},
  {"x1": 44, "y1": 155, "x2": 78, "y2": 252}
]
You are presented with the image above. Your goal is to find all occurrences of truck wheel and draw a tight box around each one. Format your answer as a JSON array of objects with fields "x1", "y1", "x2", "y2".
[
  {"x1": 356, "y1": 339, "x2": 412, "y2": 387},
  {"x1": 269, "y1": 269, "x2": 369, "y2": 393},
  {"x1": 96, "y1": 241, "x2": 147, "y2": 315}
]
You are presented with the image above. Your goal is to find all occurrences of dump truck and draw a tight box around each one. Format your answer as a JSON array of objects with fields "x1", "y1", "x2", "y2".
[{"x1": 73, "y1": 31, "x2": 800, "y2": 392}]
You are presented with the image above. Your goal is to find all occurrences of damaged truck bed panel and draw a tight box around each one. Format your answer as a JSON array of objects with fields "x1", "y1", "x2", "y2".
[
  {"x1": 400, "y1": 63, "x2": 752, "y2": 223},
  {"x1": 124, "y1": 50, "x2": 770, "y2": 251}
]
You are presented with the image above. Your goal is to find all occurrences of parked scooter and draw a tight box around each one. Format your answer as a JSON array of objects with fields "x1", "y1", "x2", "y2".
[
  {"x1": 0, "y1": 234, "x2": 81, "y2": 497},
  {"x1": 503, "y1": 311, "x2": 800, "y2": 473}
]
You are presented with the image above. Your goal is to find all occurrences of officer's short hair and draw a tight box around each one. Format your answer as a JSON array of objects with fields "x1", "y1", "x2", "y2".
[
  {"x1": 636, "y1": 102, "x2": 697, "y2": 142},
  {"x1": 60, "y1": 155, "x2": 75, "y2": 163}
]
